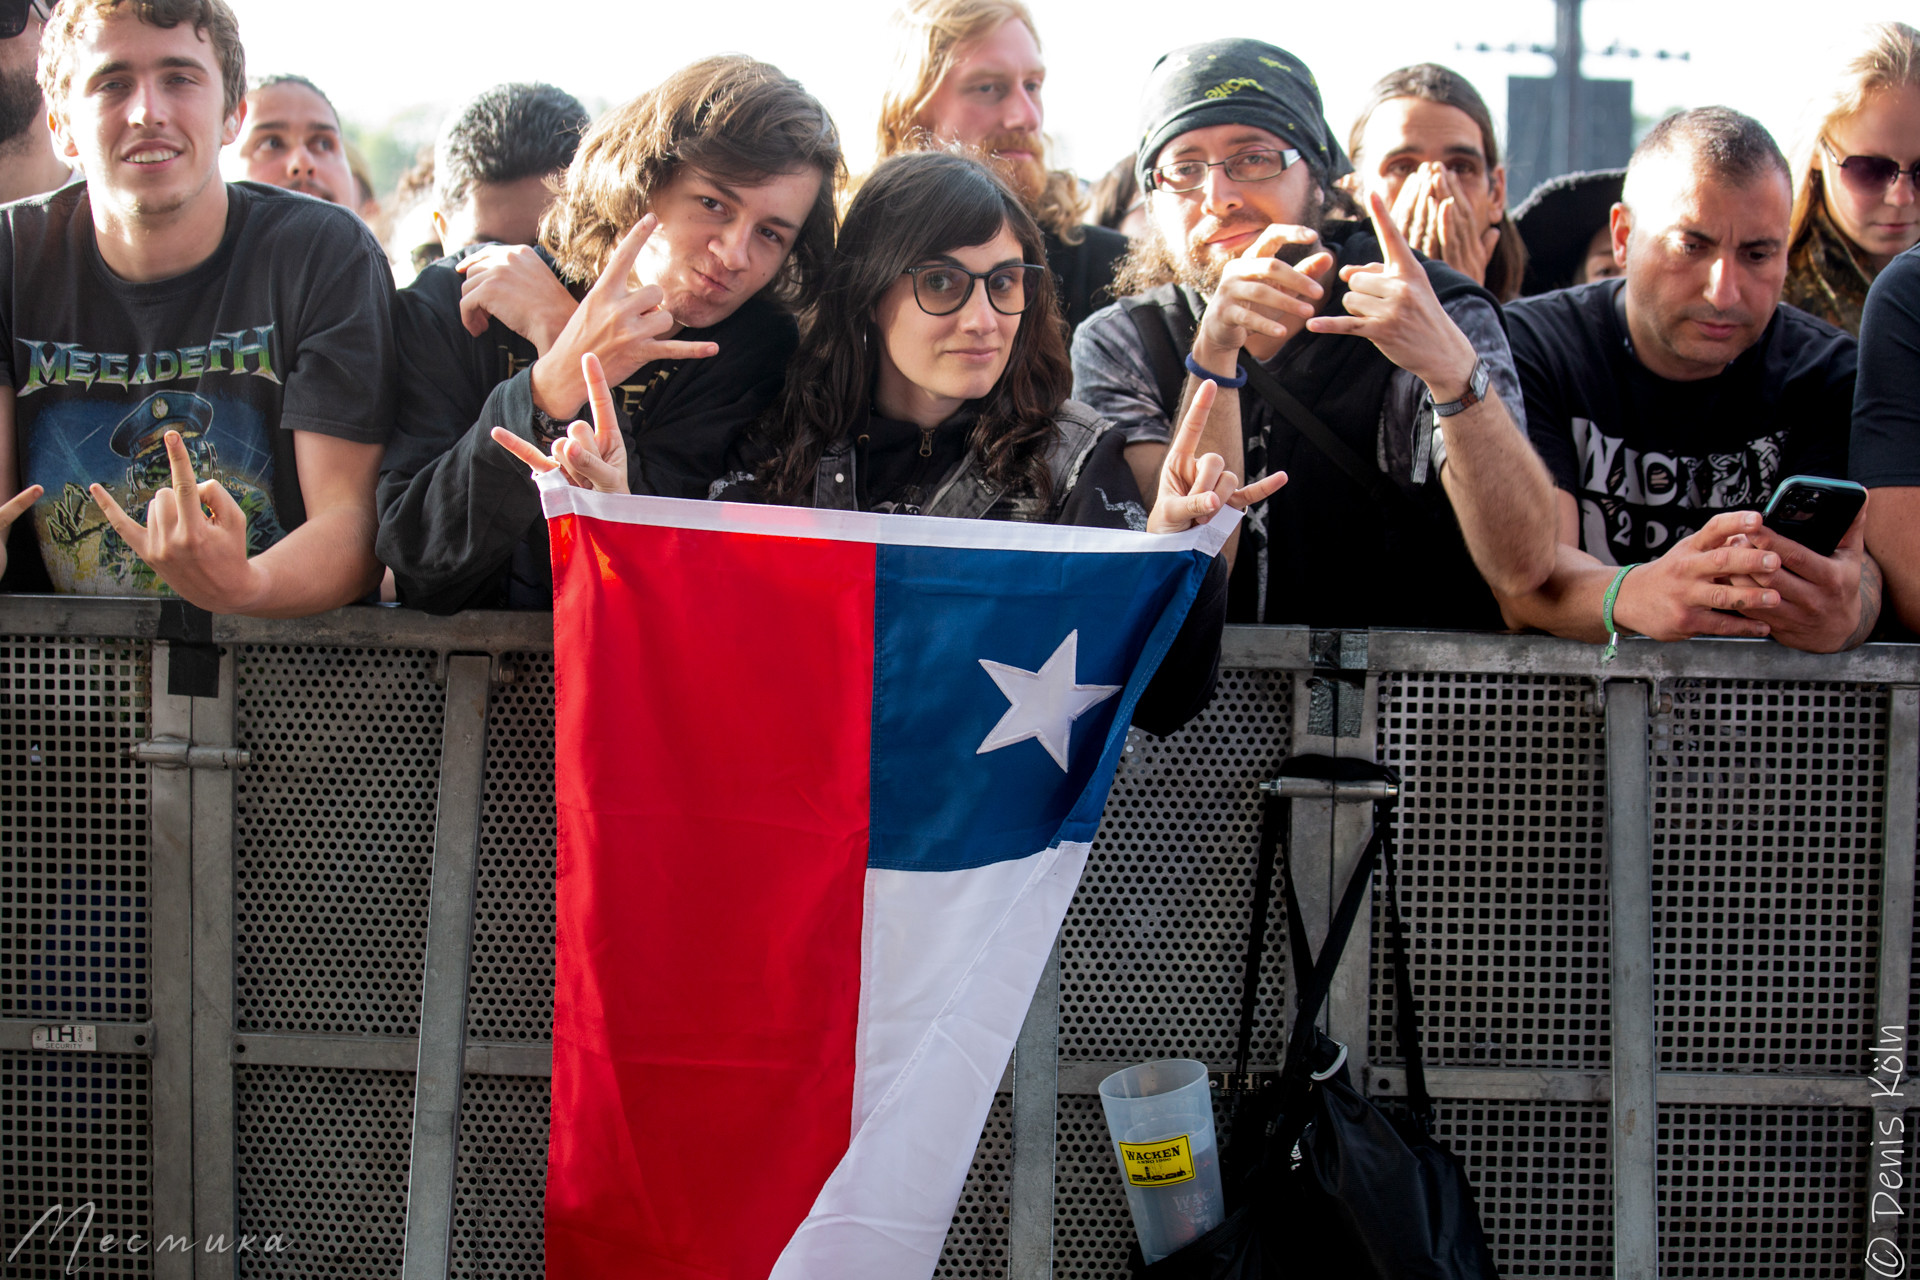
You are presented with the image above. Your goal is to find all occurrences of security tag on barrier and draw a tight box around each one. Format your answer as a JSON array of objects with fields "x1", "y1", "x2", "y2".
[{"x1": 31, "y1": 1024, "x2": 96, "y2": 1052}]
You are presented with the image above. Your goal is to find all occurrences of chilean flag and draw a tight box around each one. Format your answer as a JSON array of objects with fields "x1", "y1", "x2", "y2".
[{"x1": 538, "y1": 477, "x2": 1236, "y2": 1279}]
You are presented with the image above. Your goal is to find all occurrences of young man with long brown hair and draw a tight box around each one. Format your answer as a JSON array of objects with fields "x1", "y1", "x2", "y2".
[{"x1": 376, "y1": 55, "x2": 843, "y2": 613}]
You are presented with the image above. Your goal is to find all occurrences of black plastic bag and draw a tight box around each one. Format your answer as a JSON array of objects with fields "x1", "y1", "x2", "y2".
[{"x1": 1129, "y1": 756, "x2": 1499, "y2": 1280}]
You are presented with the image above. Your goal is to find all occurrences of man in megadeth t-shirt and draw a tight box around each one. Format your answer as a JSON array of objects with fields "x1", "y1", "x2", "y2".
[
  {"x1": 0, "y1": 0, "x2": 394, "y2": 614},
  {"x1": 1500, "y1": 107, "x2": 1879, "y2": 653}
]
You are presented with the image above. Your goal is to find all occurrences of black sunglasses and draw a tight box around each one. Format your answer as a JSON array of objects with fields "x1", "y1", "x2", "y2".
[
  {"x1": 0, "y1": 0, "x2": 54, "y2": 40},
  {"x1": 1822, "y1": 140, "x2": 1920, "y2": 198},
  {"x1": 901, "y1": 263, "x2": 1047, "y2": 317}
]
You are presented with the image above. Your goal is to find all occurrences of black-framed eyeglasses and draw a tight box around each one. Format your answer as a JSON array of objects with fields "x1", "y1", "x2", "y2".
[
  {"x1": 1147, "y1": 147, "x2": 1302, "y2": 193},
  {"x1": 902, "y1": 262, "x2": 1047, "y2": 316},
  {"x1": 0, "y1": 0, "x2": 55, "y2": 40},
  {"x1": 1821, "y1": 139, "x2": 1920, "y2": 197}
]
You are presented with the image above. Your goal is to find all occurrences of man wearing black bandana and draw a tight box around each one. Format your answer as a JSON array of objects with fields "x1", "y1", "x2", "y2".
[
  {"x1": 1072, "y1": 38, "x2": 1556, "y2": 630},
  {"x1": 0, "y1": 0, "x2": 74, "y2": 204}
]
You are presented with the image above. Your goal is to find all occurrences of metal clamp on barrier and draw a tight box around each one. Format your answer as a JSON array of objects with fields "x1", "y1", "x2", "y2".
[
  {"x1": 1258, "y1": 775, "x2": 1398, "y2": 802},
  {"x1": 126, "y1": 735, "x2": 251, "y2": 770}
]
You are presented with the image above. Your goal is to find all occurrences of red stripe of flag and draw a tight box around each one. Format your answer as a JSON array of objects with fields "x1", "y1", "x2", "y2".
[{"x1": 546, "y1": 514, "x2": 876, "y2": 1278}]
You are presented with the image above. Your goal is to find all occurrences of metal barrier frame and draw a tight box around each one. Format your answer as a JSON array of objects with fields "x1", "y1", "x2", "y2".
[{"x1": 0, "y1": 595, "x2": 1912, "y2": 1278}]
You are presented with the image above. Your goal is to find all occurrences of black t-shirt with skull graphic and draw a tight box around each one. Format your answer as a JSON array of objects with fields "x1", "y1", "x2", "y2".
[{"x1": 1506, "y1": 278, "x2": 1856, "y2": 566}]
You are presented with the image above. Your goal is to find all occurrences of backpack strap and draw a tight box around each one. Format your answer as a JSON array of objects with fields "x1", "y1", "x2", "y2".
[
  {"x1": 1119, "y1": 292, "x2": 1198, "y2": 419},
  {"x1": 1236, "y1": 356, "x2": 1429, "y2": 525}
]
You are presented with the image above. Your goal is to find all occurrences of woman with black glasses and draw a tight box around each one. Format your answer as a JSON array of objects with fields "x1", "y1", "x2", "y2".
[
  {"x1": 739, "y1": 150, "x2": 1278, "y2": 536},
  {"x1": 1785, "y1": 22, "x2": 1920, "y2": 335}
]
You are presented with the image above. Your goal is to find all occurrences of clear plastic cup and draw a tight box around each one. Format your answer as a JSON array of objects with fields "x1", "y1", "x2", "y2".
[{"x1": 1098, "y1": 1058, "x2": 1224, "y2": 1263}]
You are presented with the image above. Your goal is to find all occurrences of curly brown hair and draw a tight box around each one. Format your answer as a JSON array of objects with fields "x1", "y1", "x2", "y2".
[
  {"x1": 538, "y1": 56, "x2": 844, "y2": 306},
  {"x1": 760, "y1": 151, "x2": 1072, "y2": 508},
  {"x1": 40, "y1": 0, "x2": 246, "y2": 118}
]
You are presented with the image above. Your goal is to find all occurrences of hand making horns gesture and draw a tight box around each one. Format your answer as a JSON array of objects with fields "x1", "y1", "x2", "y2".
[
  {"x1": 1146, "y1": 379, "x2": 1288, "y2": 534},
  {"x1": 1306, "y1": 190, "x2": 1480, "y2": 394},
  {"x1": 527, "y1": 213, "x2": 720, "y2": 419},
  {"x1": 90, "y1": 432, "x2": 265, "y2": 612},
  {"x1": 495, "y1": 352, "x2": 629, "y2": 494}
]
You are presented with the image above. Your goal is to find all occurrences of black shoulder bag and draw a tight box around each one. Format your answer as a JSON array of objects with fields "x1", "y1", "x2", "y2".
[{"x1": 1130, "y1": 755, "x2": 1501, "y2": 1280}]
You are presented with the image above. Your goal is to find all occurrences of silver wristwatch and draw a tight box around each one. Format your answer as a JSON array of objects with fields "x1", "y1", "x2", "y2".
[{"x1": 1431, "y1": 358, "x2": 1489, "y2": 418}]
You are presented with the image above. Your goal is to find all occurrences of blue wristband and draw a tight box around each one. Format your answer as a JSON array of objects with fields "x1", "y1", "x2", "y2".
[{"x1": 1184, "y1": 351, "x2": 1249, "y2": 389}]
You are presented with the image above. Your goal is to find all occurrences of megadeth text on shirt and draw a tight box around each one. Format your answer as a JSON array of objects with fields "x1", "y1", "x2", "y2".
[{"x1": 15, "y1": 326, "x2": 282, "y2": 397}]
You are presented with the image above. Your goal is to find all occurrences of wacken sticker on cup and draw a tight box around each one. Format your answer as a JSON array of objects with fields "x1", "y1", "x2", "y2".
[{"x1": 1116, "y1": 1133, "x2": 1197, "y2": 1187}]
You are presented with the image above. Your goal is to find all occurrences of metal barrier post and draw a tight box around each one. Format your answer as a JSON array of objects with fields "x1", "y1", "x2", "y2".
[
  {"x1": 147, "y1": 643, "x2": 196, "y2": 1280},
  {"x1": 401, "y1": 655, "x2": 493, "y2": 1280},
  {"x1": 1007, "y1": 941, "x2": 1060, "y2": 1279},
  {"x1": 1603, "y1": 679, "x2": 1657, "y2": 1278},
  {"x1": 1288, "y1": 637, "x2": 1379, "y2": 1063},
  {"x1": 183, "y1": 645, "x2": 240, "y2": 1280}
]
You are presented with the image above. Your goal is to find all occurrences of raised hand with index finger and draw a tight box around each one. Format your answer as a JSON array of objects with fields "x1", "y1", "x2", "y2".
[
  {"x1": 493, "y1": 352, "x2": 630, "y2": 495},
  {"x1": 1305, "y1": 190, "x2": 1479, "y2": 399},
  {"x1": 1146, "y1": 379, "x2": 1288, "y2": 535},
  {"x1": 527, "y1": 214, "x2": 721, "y2": 420},
  {"x1": 1192, "y1": 223, "x2": 1336, "y2": 371}
]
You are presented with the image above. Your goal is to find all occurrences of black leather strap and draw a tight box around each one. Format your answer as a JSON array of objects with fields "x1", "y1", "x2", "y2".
[{"x1": 1236, "y1": 355, "x2": 1426, "y2": 524}]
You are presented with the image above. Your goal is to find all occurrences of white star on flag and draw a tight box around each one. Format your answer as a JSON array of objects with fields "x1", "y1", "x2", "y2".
[{"x1": 975, "y1": 630, "x2": 1121, "y2": 772}]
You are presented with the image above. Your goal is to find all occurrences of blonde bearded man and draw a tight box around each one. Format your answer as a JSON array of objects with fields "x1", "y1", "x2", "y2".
[{"x1": 876, "y1": 0, "x2": 1126, "y2": 330}]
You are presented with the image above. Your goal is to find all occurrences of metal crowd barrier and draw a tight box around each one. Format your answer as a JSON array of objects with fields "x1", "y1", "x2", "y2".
[{"x1": 0, "y1": 595, "x2": 1912, "y2": 1278}]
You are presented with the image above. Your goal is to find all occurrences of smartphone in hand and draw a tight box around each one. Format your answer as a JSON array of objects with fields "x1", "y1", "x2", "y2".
[{"x1": 1761, "y1": 475, "x2": 1867, "y2": 559}]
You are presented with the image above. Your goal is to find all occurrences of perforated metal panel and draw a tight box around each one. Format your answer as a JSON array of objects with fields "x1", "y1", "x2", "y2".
[
  {"x1": 449, "y1": 1072, "x2": 548, "y2": 1279},
  {"x1": 0, "y1": 1051, "x2": 150, "y2": 1277},
  {"x1": 232, "y1": 646, "x2": 442, "y2": 1036},
  {"x1": 0, "y1": 639, "x2": 150, "y2": 1024},
  {"x1": 1052, "y1": 1091, "x2": 1136, "y2": 1279},
  {"x1": 1066, "y1": 671, "x2": 1293, "y2": 1068},
  {"x1": 1650, "y1": 682, "x2": 1884, "y2": 1073},
  {"x1": 933, "y1": 1091, "x2": 1010, "y2": 1277},
  {"x1": 1373, "y1": 673, "x2": 1608, "y2": 1069},
  {"x1": 467, "y1": 653, "x2": 555, "y2": 1043},
  {"x1": 1431, "y1": 1099, "x2": 1611, "y2": 1277},
  {"x1": 1656, "y1": 1105, "x2": 1868, "y2": 1277},
  {"x1": 233, "y1": 1064, "x2": 412, "y2": 1277}
]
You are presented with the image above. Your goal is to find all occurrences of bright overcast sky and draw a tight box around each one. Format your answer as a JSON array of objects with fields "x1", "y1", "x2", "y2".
[{"x1": 225, "y1": 0, "x2": 1897, "y2": 190}]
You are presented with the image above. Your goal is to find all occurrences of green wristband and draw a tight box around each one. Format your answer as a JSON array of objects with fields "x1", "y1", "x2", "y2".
[{"x1": 1601, "y1": 563, "x2": 1642, "y2": 664}]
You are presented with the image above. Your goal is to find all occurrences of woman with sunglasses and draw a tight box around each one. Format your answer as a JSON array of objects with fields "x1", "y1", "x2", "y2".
[{"x1": 1784, "y1": 22, "x2": 1920, "y2": 335}]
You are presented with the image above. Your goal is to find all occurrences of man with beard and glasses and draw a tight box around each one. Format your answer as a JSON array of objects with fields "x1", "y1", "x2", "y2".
[
  {"x1": 1498, "y1": 107, "x2": 1878, "y2": 653},
  {"x1": 0, "y1": 0, "x2": 74, "y2": 203},
  {"x1": 876, "y1": 0, "x2": 1126, "y2": 331},
  {"x1": 1072, "y1": 38, "x2": 1555, "y2": 629}
]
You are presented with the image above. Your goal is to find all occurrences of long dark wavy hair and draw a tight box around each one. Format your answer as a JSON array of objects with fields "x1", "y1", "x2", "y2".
[{"x1": 760, "y1": 151, "x2": 1073, "y2": 507}]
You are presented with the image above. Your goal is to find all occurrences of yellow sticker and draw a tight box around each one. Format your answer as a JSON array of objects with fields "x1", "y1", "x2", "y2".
[{"x1": 1116, "y1": 1134, "x2": 1196, "y2": 1187}]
